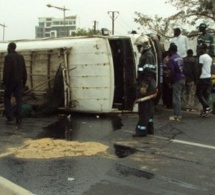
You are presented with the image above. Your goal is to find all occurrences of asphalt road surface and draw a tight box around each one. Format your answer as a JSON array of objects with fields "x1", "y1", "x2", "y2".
[{"x1": 0, "y1": 106, "x2": 215, "y2": 195}]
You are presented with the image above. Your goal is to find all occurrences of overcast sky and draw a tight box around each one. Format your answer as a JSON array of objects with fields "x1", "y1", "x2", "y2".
[{"x1": 0, "y1": 0, "x2": 176, "y2": 41}]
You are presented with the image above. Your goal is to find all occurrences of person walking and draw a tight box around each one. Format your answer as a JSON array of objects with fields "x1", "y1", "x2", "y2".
[
  {"x1": 133, "y1": 34, "x2": 157, "y2": 137},
  {"x1": 167, "y1": 43, "x2": 185, "y2": 121},
  {"x1": 3, "y1": 42, "x2": 27, "y2": 124},
  {"x1": 196, "y1": 23, "x2": 214, "y2": 57},
  {"x1": 196, "y1": 43, "x2": 213, "y2": 117},
  {"x1": 183, "y1": 49, "x2": 198, "y2": 111},
  {"x1": 171, "y1": 27, "x2": 189, "y2": 58}
]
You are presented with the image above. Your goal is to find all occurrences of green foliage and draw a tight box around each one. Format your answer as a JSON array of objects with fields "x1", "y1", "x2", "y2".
[
  {"x1": 134, "y1": 12, "x2": 175, "y2": 36},
  {"x1": 166, "y1": 0, "x2": 215, "y2": 30},
  {"x1": 71, "y1": 28, "x2": 101, "y2": 36},
  {"x1": 134, "y1": 11, "x2": 185, "y2": 38},
  {"x1": 134, "y1": 0, "x2": 215, "y2": 38}
]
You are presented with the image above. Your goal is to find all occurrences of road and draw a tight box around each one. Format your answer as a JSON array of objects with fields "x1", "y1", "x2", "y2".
[{"x1": 0, "y1": 106, "x2": 215, "y2": 195}]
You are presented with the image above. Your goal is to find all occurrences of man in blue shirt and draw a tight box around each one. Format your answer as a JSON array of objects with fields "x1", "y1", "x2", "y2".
[{"x1": 167, "y1": 43, "x2": 185, "y2": 121}]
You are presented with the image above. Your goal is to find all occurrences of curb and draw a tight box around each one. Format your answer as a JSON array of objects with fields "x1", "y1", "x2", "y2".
[{"x1": 0, "y1": 176, "x2": 33, "y2": 195}]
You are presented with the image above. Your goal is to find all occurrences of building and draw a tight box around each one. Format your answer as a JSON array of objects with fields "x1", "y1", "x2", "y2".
[{"x1": 35, "y1": 16, "x2": 77, "y2": 38}]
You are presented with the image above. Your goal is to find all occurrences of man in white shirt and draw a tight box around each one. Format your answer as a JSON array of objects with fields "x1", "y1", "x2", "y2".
[
  {"x1": 171, "y1": 27, "x2": 189, "y2": 58},
  {"x1": 196, "y1": 43, "x2": 212, "y2": 117}
]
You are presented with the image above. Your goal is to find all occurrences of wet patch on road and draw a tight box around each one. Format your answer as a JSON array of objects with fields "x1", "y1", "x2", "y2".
[
  {"x1": 37, "y1": 113, "x2": 123, "y2": 141},
  {"x1": 115, "y1": 164, "x2": 155, "y2": 179},
  {"x1": 114, "y1": 164, "x2": 207, "y2": 191},
  {"x1": 0, "y1": 132, "x2": 17, "y2": 136},
  {"x1": 114, "y1": 144, "x2": 137, "y2": 158}
]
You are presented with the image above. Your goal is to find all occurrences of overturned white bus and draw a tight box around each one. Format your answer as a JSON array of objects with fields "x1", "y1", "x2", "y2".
[{"x1": 0, "y1": 35, "x2": 161, "y2": 114}]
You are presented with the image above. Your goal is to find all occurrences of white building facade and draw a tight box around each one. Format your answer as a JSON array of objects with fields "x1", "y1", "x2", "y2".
[{"x1": 35, "y1": 16, "x2": 77, "y2": 38}]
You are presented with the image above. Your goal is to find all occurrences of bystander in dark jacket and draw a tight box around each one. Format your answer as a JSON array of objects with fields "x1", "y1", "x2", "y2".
[
  {"x1": 183, "y1": 49, "x2": 198, "y2": 110},
  {"x1": 3, "y1": 42, "x2": 27, "y2": 124}
]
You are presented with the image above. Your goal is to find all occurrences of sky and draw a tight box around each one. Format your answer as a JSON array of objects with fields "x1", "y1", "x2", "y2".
[{"x1": 0, "y1": 0, "x2": 177, "y2": 41}]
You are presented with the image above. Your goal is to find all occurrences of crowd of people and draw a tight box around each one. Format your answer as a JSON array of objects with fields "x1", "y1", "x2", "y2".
[
  {"x1": 133, "y1": 23, "x2": 214, "y2": 137},
  {"x1": 164, "y1": 23, "x2": 214, "y2": 119}
]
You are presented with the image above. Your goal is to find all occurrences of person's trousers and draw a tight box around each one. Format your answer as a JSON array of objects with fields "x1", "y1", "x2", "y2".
[
  {"x1": 162, "y1": 79, "x2": 173, "y2": 108},
  {"x1": 172, "y1": 79, "x2": 185, "y2": 117},
  {"x1": 185, "y1": 81, "x2": 196, "y2": 108},
  {"x1": 4, "y1": 84, "x2": 23, "y2": 120},
  {"x1": 196, "y1": 78, "x2": 212, "y2": 110},
  {"x1": 135, "y1": 99, "x2": 154, "y2": 135}
]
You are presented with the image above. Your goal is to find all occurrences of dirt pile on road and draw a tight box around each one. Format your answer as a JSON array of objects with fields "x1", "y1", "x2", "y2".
[{"x1": 7, "y1": 138, "x2": 109, "y2": 159}]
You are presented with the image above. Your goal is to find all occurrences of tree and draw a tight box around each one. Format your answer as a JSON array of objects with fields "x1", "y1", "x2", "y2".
[
  {"x1": 134, "y1": 0, "x2": 215, "y2": 38},
  {"x1": 166, "y1": 0, "x2": 215, "y2": 31},
  {"x1": 71, "y1": 28, "x2": 101, "y2": 36},
  {"x1": 134, "y1": 12, "x2": 184, "y2": 38}
]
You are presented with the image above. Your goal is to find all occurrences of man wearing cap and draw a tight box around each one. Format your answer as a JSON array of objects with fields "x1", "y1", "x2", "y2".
[
  {"x1": 197, "y1": 23, "x2": 214, "y2": 57},
  {"x1": 171, "y1": 27, "x2": 189, "y2": 58},
  {"x1": 196, "y1": 43, "x2": 212, "y2": 117}
]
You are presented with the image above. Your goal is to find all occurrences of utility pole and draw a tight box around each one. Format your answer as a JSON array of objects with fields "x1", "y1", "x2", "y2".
[
  {"x1": 107, "y1": 11, "x2": 119, "y2": 35},
  {"x1": 0, "y1": 23, "x2": 7, "y2": 40},
  {"x1": 93, "y1": 20, "x2": 98, "y2": 34}
]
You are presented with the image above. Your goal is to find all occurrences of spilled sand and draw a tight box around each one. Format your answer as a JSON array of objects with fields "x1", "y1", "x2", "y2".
[{"x1": 5, "y1": 138, "x2": 109, "y2": 159}]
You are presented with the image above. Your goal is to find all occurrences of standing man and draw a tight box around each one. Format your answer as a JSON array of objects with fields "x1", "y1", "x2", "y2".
[
  {"x1": 171, "y1": 27, "x2": 189, "y2": 58},
  {"x1": 197, "y1": 23, "x2": 214, "y2": 57},
  {"x1": 183, "y1": 49, "x2": 198, "y2": 111},
  {"x1": 167, "y1": 43, "x2": 185, "y2": 121},
  {"x1": 3, "y1": 42, "x2": 27, "y2": 124},
  {"x1": 196, "y1": 43, "x2": 212, "y2": 117},
  {"x1": 133, "y1": 34, "x2": 157, "y2": 137}
]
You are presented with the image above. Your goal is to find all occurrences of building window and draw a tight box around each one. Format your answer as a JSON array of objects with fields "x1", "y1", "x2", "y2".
[
  {"x1": 50, "y1": 30, "x2": 57, "y2": 38},
  {"x1": 53, "y1": 22, "x2": 60, "y2": 25},
  {"x1": 46, "y1": 22, "x2": 52, "y2": 27},
  {"x1": 39, "y1": 22, "x2": 44, "y2": 27}
]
